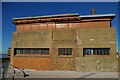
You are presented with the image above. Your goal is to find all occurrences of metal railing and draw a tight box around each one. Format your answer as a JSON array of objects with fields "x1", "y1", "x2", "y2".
[
  {"x1": 0, "y1": 62, "x2": 9, "y2": 80},
  {"x1": 0, "y1": 63, "x2": 29, "y2": 80}
]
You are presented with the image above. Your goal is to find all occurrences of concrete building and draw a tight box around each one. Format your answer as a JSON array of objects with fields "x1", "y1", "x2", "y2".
[{"x1": 10, "y1": 9, "x2": 118, "y2": 72}]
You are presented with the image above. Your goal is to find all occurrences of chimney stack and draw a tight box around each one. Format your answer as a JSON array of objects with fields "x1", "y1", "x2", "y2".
[{"x1": 91, "y1": 8, "x2": 95, "y2": 15}]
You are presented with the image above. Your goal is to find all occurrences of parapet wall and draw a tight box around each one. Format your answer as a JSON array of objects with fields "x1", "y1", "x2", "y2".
[{"x1": 16, "y1": 21, "x2": 110, "y2": 31}]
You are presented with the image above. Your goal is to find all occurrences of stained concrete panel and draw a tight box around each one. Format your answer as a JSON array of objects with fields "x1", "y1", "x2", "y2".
[{"x1": 12, "y1": 30, "x2": 52, "y2": 48}]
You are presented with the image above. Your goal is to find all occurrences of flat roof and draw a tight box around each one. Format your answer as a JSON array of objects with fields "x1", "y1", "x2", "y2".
[
  {"x1": 12, "y1": 13, "x2": 79, "y2": 20},
  {"x1": 13, "y1": 13, "x2": 115, "y2": 21},
  {"x1": 80, "y1": 14, "x2": 115, "y2": 18}
]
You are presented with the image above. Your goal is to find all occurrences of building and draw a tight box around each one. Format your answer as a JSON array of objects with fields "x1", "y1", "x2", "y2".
[{"x1": 10, "y1": 9, "x2": 118, "y2": 71}]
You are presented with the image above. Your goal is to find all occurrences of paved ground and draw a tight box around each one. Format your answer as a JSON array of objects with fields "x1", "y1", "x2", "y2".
[{"x1": 6, "y1": 68, "x2": 118, "y2": 78}]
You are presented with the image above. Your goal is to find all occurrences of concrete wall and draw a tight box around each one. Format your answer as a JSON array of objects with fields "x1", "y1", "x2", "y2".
[
  {"x1": 75, "y1": 57, "x2": 118, "y2": 72},
  {"x1": 12, "y1": 30, "x2": 52, "y2": 48},
  {"x1": 11, "y1": 28, "x2": 117, "y2": 71},
  {"x1": 76, "y1": 28, "x2": 116, "y2": 57}
]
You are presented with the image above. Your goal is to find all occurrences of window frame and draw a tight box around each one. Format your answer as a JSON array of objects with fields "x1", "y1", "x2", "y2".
[
  {"x1": 14, "y1": 48, "x2": 50, "y2": 55},
  {"x1": 58, "y1": 48, "x2": 73, "y2": 57},
  {"x1": 83, "y1": 48, "x2": 110, "y2": 56}
]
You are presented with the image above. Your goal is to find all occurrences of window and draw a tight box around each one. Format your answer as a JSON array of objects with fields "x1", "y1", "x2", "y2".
[
  {"x1": 59, "y1": 48, "x2": 72, "y2": 55},
  {"x1": 14, "y1": 48, "x2": 49, "y2": 55},
  {"x1": 83, "y1": 48, "x2": 110, "y2": 56},
  {"x1": 83, "y1": 48, "x2": 94, "y2": 55}
]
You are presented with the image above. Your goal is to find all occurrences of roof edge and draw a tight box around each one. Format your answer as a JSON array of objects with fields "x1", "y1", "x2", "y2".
[
  {"x1": 80, "y1": 14, "x2": 115, "y2": 18},
  {"x1": 12, "y1": 13, "x2": 80, "y2": 20}
]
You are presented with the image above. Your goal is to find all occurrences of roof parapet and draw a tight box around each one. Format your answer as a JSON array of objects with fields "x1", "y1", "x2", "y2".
[
  {"x1": 12, "y1": 13, "x2": 115, "y2": 25},
  {"x1": 13, "y1": 13, "x2": 81, "y2": 24},
  {"x1": 12, "y1": 13, "x2": 80, "y2": 20},
  {"x1": 80, "y1": 14, "x2": 115, "y2": 18}
]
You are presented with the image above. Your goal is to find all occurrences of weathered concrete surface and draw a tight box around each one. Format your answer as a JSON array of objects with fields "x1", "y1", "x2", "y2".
[
  {"x1": 11, "y1": 28, "x2": 117, "y2": 71},
  {"x1": 75, "y1": 57, "x2": 118, "y2": 72},
  {"x1": 12, "y1": 30, "x2": 52, "y2": 48},
  {"x1": 76, "y1": 28, "x2": 116, "y2": 57}
]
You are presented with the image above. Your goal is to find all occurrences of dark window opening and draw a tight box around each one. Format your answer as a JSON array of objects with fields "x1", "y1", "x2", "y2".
[
  {"x1": 83, "y1": 48, "x2": 110, "y2": 56},
  {"x1": 14, "y1": 48, "x2": 49, "y2": 55},
  {"x1": 59, "y1": 48, "x2": 72, "y2": 55}
]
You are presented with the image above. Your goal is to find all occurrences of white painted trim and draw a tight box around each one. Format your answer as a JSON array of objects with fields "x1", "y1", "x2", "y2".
[{"x1": 80, "y1": 14, "x2": 115, "y2": 18}]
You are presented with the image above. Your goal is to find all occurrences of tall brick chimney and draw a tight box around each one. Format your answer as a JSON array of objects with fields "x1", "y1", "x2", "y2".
[{"x1": 91, "y1": 8, "x2": 95, "y2": 15}]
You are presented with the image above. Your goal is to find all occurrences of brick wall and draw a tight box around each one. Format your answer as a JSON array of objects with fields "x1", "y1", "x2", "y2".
[
  {"x1": 13, "y1": 57, "x2": 54, "y2": 70},
  {"x1": 16, "y1": 21, "x2": 110, "y2": 31}
]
